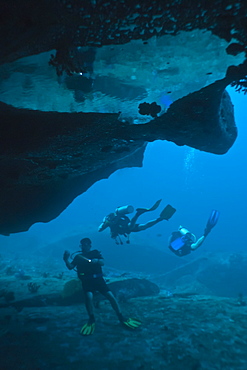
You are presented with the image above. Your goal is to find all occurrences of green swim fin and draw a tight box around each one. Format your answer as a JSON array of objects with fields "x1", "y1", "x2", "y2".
[
  {"x1": 121, "y1": 317, "x2": 142, "y2": 330},
  {"x1": 160, "y1": 204, "x2": 176, "y2": 220},
  {"x1": 136, "y1": 199, "x2": 162, "y2": 214},
  {"x1": 80, "y1": 321, "x2": 95, "y2": 336}
]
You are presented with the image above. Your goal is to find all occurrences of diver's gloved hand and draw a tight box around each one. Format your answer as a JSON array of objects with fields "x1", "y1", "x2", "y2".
[
  {"x1": 91, "y1": 258, "x2": 99, "y2": 264},
  {"x1": 63, "y1": 250, "x2": 70, "y2": 261}
]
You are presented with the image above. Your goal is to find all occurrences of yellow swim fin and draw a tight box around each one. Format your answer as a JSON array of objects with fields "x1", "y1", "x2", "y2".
[
  {"x1": 80, "y1": 321, "x2": 95, "y2": 336},
  {"x1": 121, "y1": 317, "x2": 142, "y2": 330}
]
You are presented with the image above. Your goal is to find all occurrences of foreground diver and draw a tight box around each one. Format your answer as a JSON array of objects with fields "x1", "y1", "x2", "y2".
[
  {"x1": 98, "y1": 200, "x2": 176, "y2": 244},
  {"x1": 63, "y1": 237, "x2": 141, "y2": 335},
  {"x1": 168, "y1": 210, "x2": 220, "y2": 257}
]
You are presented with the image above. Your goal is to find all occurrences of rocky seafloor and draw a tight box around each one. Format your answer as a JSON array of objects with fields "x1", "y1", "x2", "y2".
[{"x1": 0, "y1": 254, "x2": 247, "y2": 370}]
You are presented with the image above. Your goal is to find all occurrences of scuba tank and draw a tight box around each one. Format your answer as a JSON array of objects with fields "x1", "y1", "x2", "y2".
[
  {"x1": 115, "y1": 205, "x2": 134, "y2": 216},
  {"x1": 178, "y1": 226, "x2": 196, "y2": 243},
  {"x1": 169, "y1": 226, "x2": 196, "y2": 253}
]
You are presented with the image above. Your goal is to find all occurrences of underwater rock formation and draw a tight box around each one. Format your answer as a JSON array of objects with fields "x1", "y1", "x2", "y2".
[
  {"x1": 1, "y1": 294, "x2": 247, "y2": 369},
  {"x1": 0, "y1": 277, "x2": 160, "y2": 310},
  {"x1": 0, "y1": 0, "x2": 247, "y2": 235},
  {"x1": 62, "y1": 277, "x2": 160, "y2": 304},
  {"x1": 155, "y1": 252, "x2": 247, "y2": 298},
  {"x1": 0, "y1": 101, "x2": 147, "y2": 235},
  {"x1": 0, "y1": 80, "x2": 235, "y2": 235}
]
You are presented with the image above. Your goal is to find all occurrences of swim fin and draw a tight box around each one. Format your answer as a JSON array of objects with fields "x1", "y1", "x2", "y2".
[
  {"x1": 136, "y1": 199, "x2": 162, "y2": 214},
  {"x1": 204, "y1": 209, "x2": 220, "y2": 237},
  {"x1": 80, "y1": 321, "x2": 95, "y2": 336},
  {"x1": 121, "y1": 317, "x2": 142, "y2": 330},
  {"x1": 160, "y1": 204, "x2": 176, "y2": 220}
]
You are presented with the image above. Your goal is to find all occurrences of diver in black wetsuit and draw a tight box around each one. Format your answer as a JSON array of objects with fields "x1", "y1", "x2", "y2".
[
  {"x1": 63, "y1": 237, "x2": 141, "y2": 335},
  {"x1": 98, "y1": 200, "x2": 176, "y2": 244}
]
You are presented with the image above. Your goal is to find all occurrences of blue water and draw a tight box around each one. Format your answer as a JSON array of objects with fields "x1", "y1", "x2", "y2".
[{"x1": 0, "y1": 87, "x2": 246, "y2": 264}]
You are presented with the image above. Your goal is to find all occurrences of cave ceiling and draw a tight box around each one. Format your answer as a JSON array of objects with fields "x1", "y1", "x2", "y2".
[{"x1": 0, "y1": 0, "x2": 247, "y2": 235}]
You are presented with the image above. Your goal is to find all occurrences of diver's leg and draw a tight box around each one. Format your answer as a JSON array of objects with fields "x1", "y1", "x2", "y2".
[
  {"x1": 104, "y1": 291, "x2": 122, "y2": 315},
  {"x1": 128, "y1": 210, "x2": 143, "y2": 230},
  {"x1": 84, "y1": 291, "x2": 94, "y2": 318},
  {"x1": 191, "y1": 236, "x2": 205, "y2": 250},
  {"x1": 104, "y1": 291, "x2": 125, "y2": 322},
  {"x1": 133, "y1": 217, "x2": 162, "y2": 232},
  {"x1": 128, "y1": 200, "x2": 162, "y2": 231},
  {"x1": 80, "y1": 291, "x2": 95, "y2": 335}
]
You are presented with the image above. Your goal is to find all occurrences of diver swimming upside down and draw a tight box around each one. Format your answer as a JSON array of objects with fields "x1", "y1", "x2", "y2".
[{"x1": 168, "y1": 210, "x2": 220, "y2": 257}]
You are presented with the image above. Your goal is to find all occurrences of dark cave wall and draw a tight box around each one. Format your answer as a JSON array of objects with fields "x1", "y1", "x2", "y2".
[{"x1": 0, "y1": 0, "x2": 246, "y2": 235}]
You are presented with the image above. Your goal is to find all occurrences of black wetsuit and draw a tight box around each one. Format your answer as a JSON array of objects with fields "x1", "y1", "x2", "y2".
[
  {"x1": 71, "y1": 250, "x2": 110, "y2": 294},
  {"x1": 109, "y1": 215, "x2": 130, "y2": 238}
]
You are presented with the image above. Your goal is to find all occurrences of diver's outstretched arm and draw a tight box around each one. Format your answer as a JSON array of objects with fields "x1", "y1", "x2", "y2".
[
  {"x1": 191, "y1": 236, "x2": 205, "y2": 250},
  {"x1": 98, "y1": 218, "x2": 110, "y2": 232}
]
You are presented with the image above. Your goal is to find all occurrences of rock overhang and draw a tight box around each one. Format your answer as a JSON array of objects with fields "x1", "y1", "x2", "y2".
[{"x1": 0, "y1": 0, "x2": 247, "y2": 235}]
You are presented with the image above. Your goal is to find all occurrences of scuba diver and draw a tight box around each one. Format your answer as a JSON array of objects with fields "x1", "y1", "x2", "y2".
[
  {"x1": 168, "y1": 210, "x2": 220, "y2": 257},
  {"x1": 98, "y1": 200, "x2": 176, "y2": 244},
  {"x1": 63, "y1": 237, "x2": 141, "y2": 336}
]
